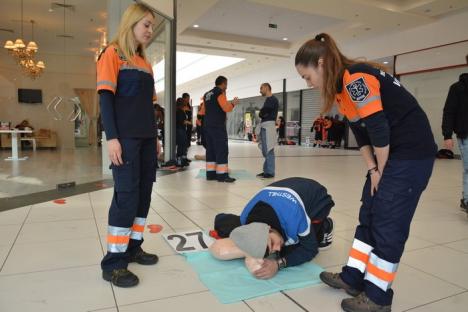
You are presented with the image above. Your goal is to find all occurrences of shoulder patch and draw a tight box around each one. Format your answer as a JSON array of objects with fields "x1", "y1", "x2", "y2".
[{"x1": 345, "y1": 77, "x2": 369, "y2": 102}]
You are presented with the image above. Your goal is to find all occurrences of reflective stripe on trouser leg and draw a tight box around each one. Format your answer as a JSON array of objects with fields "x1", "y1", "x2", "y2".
[
  {"x1": 130, "y1": 217, "x2": 146, "y2": 240},
  {"x1": 107, "y1": 226, "x2": 131, "y2": 253},
  {"x1": 216, "y1": 164, "x2": 228, "y2": 175},
  {"x1": 347, "y1": 238, "x2": 373, "y2": 273},
  {"x1": 364, "y1": 252, "x2": 398, "y2": 291},
  {"x1": 206, "y1": 162, "x2": 216, "y2": 172}
]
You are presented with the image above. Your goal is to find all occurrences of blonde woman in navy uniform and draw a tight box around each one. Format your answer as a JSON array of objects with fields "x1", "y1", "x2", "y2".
[
  {"x1": 97, "y1": 3, "x2": 159, "y2": 288},
  {"x1": 295, "y1": 34, "x2": 436, "y2": 312}
]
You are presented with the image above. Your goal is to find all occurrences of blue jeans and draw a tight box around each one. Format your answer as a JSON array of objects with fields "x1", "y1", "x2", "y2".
[
  {"x1": 458, "y1": 138, "x2": 468, "y2": 204},
  {"x1": 261, "y1": 128, "x2": 275, "y2": 176}
]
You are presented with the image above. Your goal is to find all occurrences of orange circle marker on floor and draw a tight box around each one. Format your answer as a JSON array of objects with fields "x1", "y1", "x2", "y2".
[
  {"x1": 147, "y1": 224, "x2": 163, "y2": 233},
  {"x1": 53, "y1": 199, "x2": 66, "y2": 204}
]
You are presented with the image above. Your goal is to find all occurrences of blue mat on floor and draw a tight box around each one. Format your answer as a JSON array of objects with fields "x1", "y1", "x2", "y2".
[
  {"x1": 184, "y1": 251, "x2": 323, "y2": 304},
  {"x1": 195, "y1": 169, "x2": 255, "y2": 180}
]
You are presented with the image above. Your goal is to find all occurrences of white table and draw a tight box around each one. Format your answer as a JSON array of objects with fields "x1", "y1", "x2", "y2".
[{"x1": 0, "y1": 129, "x2": 33, "y2": 161}]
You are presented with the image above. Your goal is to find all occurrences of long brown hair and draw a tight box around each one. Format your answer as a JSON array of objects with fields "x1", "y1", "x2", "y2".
[{"x1": 295, "y1": 33, "x2": 386, "y2": 113}]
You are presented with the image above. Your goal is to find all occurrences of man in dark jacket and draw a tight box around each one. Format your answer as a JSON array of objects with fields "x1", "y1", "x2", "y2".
[
  {"x1": 442, "y1": 54, "x2": 468, "y2": 213},
  {"x1": 257, "y1": 83, "x2": 279, "y2": 179},
  {"x1": 214, "y1": 177, "x2": 334, "y2": 279}
]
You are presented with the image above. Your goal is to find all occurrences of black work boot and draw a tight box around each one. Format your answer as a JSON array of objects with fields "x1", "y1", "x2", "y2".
[
  {"x1": 341, "y1": 293, "x2": 391, "y2": 312},
  {"x1": 102, "y1": 268, "x2": 139, "y2": 288},
  {"x1": 128, "y1": 250, "x2": 159, "y2": 265},
  {"x1": 218, "y1": 176, "x2": 236, "y2": 183},
  {"x1": 319, "y1": 272, "x2": 361, "y2": 297},
  {"x1": 460, "y1": 199, "x2": 468, "y2": 213}
]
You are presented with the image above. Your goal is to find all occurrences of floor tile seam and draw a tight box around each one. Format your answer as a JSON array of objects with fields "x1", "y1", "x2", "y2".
[
  {"x1": 89, "y1": 192, "x2": 106, "y2": 258},
  {"x1": 441, "y1": 244, "x2": 468, "y2": 254},
  {"x1": 242, "y1": 300, "x2": 255, "y2": 311},
  {"x1": 12, "y1": 235, "x2": 103, "y2": 246},
  {"x1": 163, "y1": 196, "x2": 208, "y2": 208},
  {"x1": 156, "y1": 197, "x2": 205, "y2": 230},
  {"x1": 0, "y1": 205, "x2": 32, "y2": 272},
  {"x1": 0, "y1": 263, "x2": 100, "y2": 278},
  {"x1": 0, "y1": 222, "x2": 32, "y2": 226},
  {"x1": 13, "y1": 234, "x2": 102, "y2": 246},
  {"x1": 115, "y1": 290, "x2": 210, "y2": 308},
  {"x1": 87, "y1": 305, "x2": 118, "y2": 312},
  {"x1": 399, "y1": 261, "x2": 468, "y2": 291},
  {"x1": 153, "y1": 211, "x2": 177, "y2": 232},
  {"x1": 402, "y1": 290, "x2": 468, "y2": 311},
  {"x1": 279, "y1": 290, "x2": 310, "y2": 312},
  {"x1": 24, "y1": 217, "x2": 95, "y2": 224},
  {"x1": 405, "y1": 240, "x2": 468, "y2": 252},
  {"x1": 89, "y1": 190, "x2": 120, "y2": 312},
  {"x1": 438, "y1": 236, "x2": 468, "y2": 245}
]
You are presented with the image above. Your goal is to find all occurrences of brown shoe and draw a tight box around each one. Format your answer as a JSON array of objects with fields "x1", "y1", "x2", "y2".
[
  {"x1": 341, "y1": 293, "x2": 391, "y2": 312},
  {"x1": 102, "y1": 268, "x2": 139, "y2": 288},
  {"x1": 319, "y1": 271, "x2": 361, "y2": 297}
]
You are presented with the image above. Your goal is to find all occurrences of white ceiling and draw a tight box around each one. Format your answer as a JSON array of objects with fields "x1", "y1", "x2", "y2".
[
  {"x1": 176, "y1": 0, "x2": 468, "y2": 93},
  {"x1": 192, "y1": 0, "x2": 342, "y2": 43},
  {"x1": 0, "y1": 0, "x2": 107, "y2": 57},
  {"x1": 1, "y1": 0, "x2": 467, "y2": 92}
]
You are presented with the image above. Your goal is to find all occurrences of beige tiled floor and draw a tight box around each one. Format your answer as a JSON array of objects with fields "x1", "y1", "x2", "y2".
[{"x1": 0, "y1": 142, "x2": 467, "y2": 311}]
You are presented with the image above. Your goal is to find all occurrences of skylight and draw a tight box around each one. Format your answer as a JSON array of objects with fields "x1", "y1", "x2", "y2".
[{"x1": 153, "y1": 51, "x2": 244, "y2": 92}]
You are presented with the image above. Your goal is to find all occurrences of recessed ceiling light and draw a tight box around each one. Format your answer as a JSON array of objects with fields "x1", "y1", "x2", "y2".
[
  {"x1": 193, "y1": 24, "x2": 199, "y2": 28},
  {"x1": 383, "y1": 61, "x2": 389, "y2": 64},
  {"x1": 48, "y1": 8, "x2": 54, "y2": 12},
  {"x1": 282, "y1": 37, "x2": 288, "y2": 41}
]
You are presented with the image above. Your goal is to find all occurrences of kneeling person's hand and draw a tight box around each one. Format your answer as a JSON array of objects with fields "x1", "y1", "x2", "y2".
[{"x1": 253, "y1": 258, "x2": 278, "y2": 279}]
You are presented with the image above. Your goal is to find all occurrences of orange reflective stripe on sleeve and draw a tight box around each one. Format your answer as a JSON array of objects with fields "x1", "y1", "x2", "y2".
[
  {"x1": 107, "y1": 235, "x2": 130, "y2": 244},
  {"x1": 217, "y1": 94, "x2": 234, "y2": 112}
]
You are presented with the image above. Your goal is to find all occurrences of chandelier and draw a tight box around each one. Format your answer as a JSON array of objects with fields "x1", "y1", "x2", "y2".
[{"x1": 3, "y1": 0, "x2": 45, "y2": 79}]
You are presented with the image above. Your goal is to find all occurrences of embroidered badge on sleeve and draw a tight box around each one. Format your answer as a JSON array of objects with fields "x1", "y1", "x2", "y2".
[{"x1": 345, "y1": 77, "x2": 370, "y2": 102}]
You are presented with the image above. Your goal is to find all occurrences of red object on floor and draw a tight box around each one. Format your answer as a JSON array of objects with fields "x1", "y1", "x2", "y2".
[
  {"x1": 147, "y1": 224, "x2": 163, "y2": 233},
  {"x1": 53, "y1": 199, "x2": 66, "y2": 204},
  {"x1": 209, "y1": 230, "x2": 221, "y2": 240}
]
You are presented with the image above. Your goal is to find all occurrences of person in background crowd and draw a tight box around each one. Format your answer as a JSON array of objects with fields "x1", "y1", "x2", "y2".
[
  {"x1": 202, "y1": 76, "x2": 239, "y2": 182},
  {"x1": 277, "y1": 116, "x2": 286, "y2": 145},
  {"x1": 182, "y1": 93, "x2": 193, "y2": 150},
  {"x1": 442, "y1": 54, "x2": 468, "y2": 214},
  {"x1": 256, "y1": 82, "x2": 279, "y2": 179}
]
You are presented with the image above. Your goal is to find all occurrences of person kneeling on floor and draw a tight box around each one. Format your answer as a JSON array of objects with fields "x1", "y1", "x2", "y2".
[{"x1": 210, "y1": 177, "x2": 334, "y2": 279}]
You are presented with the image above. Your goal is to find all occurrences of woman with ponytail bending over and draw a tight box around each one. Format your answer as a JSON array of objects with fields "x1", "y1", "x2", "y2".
[{"x1": 295, "y1": 34, "x2": 436, "y2": 312}]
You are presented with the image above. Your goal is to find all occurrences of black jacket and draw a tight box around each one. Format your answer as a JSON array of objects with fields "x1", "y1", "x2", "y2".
[{"x1": 442, "y1": 73, "x2": 468, "y2": 140}]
